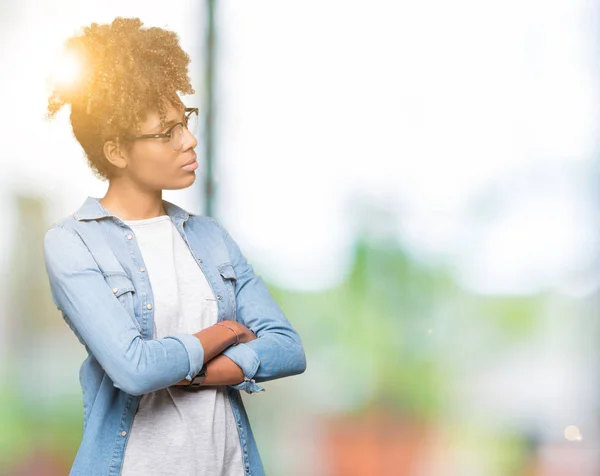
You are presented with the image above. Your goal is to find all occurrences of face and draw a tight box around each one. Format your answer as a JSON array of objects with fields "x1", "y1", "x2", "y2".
[{"x1": 110, "y1": 101, "x2": 199, "y2": 190}]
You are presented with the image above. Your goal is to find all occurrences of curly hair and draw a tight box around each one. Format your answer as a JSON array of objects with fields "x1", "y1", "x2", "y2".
[{"x1": 47, "y1": 17, "x2": 195, "y2": 181}]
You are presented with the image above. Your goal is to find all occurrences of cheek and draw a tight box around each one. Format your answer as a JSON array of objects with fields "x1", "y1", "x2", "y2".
[
  {"x1": 127, "y1": 144, "x2": 194, "y2": 189},
  {"x1": 130, "y1": 143, "x2": 177, "y2": 175}
]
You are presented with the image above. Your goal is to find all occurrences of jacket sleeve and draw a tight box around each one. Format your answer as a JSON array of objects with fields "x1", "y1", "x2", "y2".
[
  {"x1": 217, "y1": 220, "x2": 307, "y2": 394},
  {"x1": 43, "y1": 225, "x2": 205, "y2": 396}
]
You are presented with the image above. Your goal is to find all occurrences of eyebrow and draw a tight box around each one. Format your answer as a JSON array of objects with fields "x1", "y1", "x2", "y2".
[{"x1": 150, "y1": 113, "x2": 185, "y2": 133}]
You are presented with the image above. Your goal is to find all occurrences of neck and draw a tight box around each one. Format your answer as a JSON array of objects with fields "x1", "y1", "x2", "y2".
[{"x1": 99, "y1": 179, "x2": 167, "y2": 220}]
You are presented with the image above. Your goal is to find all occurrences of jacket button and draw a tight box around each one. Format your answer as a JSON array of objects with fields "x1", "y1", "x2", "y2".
[
  {"x1": 139, "y1": 267, "x2": 145, "y2": 272},
  {"x1": 121, "y1": 431, "x2": 127, "y2": 436},
  {"x1": 126, "y1": 234, "x2": 133, "y2": 240},
  {"x1": 112, "y1": 288, "x2": 118, "y2": 294},
  {"x1": 146, "y1": 303, "x2": 153, "y2": 310},
  {"x1": 217, "y1": 295, "x2": 222, "y2": 300}
]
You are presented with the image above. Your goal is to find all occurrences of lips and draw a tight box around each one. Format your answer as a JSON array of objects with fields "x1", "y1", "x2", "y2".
[
  {"x1": 182, "y1": 154, "x2": 197, "y2": 167},
  {"x1": 181, "y1": 154, "x2": 199, "y2": 172}
]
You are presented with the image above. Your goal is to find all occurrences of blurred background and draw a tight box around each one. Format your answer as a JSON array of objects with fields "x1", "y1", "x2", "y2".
[{"x1": 1, "y1": 1, "x2": 599, "y2": 475}]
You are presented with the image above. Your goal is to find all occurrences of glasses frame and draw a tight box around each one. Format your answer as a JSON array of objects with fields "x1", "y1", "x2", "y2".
[{"x1": 128, "y1": 107, "x2": 199, "y2": 151}]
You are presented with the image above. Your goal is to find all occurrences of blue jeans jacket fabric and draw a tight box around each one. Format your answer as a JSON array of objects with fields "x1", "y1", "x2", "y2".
[{"x1": 43, "y1": 196, "x2": 307, "y2": 476}]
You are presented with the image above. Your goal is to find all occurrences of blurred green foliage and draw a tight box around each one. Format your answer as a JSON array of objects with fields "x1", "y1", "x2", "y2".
[
  {"x1": 269, "y1": 235, "x2": 544, "y2": 422},
  {"x1": 0, "y1": 370, "x2": 82, "y2": 472}
]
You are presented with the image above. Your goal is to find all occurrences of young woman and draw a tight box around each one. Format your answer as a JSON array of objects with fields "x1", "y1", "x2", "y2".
[{"x1": 43, "y1": 17, "x2": 306, "y2": 476}]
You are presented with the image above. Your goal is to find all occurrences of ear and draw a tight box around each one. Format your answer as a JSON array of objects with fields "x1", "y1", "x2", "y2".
[{"x1": 103, "y1": 139, "x2": 128, "y2": 170}]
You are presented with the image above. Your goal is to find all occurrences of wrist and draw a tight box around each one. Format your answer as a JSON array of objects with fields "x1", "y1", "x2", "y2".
[
  {"x1": 214, "y1": 322, "x2": 240, "y2": 346},
  {"x1": 184, "y1": 363, "x2": 207, "y2": 389}
]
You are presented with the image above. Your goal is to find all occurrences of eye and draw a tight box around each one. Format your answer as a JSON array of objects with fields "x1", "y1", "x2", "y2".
[{"x1": 163, "y1": 124, "x2": 178, "y2": 137}]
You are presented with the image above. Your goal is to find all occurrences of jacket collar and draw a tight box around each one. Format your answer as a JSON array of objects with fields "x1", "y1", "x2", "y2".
[{"x1": 73, "y1": 196, "x2": 194, "y2": 224}]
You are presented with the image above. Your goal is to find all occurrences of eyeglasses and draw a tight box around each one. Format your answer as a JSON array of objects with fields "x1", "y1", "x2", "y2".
[{"x1": 128, "y1": 108, "x2": 199, "y2": 151}]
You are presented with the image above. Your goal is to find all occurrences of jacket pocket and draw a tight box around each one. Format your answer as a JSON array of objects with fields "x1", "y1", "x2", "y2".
[
  {"x1": 103, "y1": 273, "x2": 140, "y2": 332},
  {"x1": 217, "y1": 263, "x2": 237, "y2": 320}
]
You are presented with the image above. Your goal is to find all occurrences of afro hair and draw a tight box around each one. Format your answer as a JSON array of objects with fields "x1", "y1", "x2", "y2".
[{"x1": 47, "y1": 17, "x2": 195, "y2": 180}]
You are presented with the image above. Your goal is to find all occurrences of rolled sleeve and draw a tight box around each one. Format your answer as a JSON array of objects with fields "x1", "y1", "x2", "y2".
[
  {"x1": 222, "y1": 343, "x2": 264, "y2": 393},
  {"x1": 164, "y1": 333, "x2": 205, "y2": 381},
  {"x1": 230, "y1": 378, "x2": 265, "y2": 394},
  {"x1": 222, "y1": 342, "x2": 260, "y2": 378}
]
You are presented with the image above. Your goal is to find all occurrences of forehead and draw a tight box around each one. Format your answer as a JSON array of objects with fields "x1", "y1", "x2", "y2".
[
  {"x1": 138, "y1": 101, "x2": 185, "y2": 130},
  {"x1": 148, "y1": 101, "x2": 184, "y2": 120}
]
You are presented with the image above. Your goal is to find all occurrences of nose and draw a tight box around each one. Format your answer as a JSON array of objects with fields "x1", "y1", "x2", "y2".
[{"x1": 181, "y1": 124, "x2": 198, "y2": 151}]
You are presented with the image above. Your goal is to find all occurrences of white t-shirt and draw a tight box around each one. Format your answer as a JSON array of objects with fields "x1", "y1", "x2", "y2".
[{"x1": 120, "y1": 215, "x2": 243, "y2": 476}]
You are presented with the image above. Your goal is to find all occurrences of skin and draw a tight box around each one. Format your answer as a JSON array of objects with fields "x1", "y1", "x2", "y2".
[{"x1": 99, "y1": 100, "x2": 256, "y2": 388}]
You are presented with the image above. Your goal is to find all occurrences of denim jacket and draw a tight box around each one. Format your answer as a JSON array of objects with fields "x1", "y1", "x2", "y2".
[{"x1": 43, "y1": 196, "x2": 307, "y2": 476}]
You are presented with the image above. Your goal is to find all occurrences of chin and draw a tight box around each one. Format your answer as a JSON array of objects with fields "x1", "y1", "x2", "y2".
[{"x1": 163, "y1": 173, "x2": 197, "y2": 191}]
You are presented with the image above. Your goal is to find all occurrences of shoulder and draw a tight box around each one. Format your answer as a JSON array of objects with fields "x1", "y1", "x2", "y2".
[
  {"x1": 187, "y1": 215, "x2": 242, "y2": 246},
  {"x1": 186, "y1": 214, "x2": 224, "y2": 234},
  {"x1": 186, "y1": 215, "x2": 245, "y2": 259},
  {"x1": 45, "y1": 215, "x2": 82, "y2": 239},
  {"x1": 43, "y1": 218, "x2": 92, "y2": 278},
  {"x1": 44, "y1": 213, "x2": 103, "y2": 250},
  {"x1": 44, "y1": 215, "x2": 89, "y2": 255}
]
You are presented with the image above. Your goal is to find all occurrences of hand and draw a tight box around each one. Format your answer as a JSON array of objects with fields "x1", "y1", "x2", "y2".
[{"x1": 219, "y1": 320, "x2": 257, "y2": 344}]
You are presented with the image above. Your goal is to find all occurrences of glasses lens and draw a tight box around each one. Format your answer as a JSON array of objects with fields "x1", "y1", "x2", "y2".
[
  {"x1": 170, "y1": 124, "x2": 184, "y2": 151},
  {"x1": 185, "y1": 110, "x2": 199, "y2": 136}
]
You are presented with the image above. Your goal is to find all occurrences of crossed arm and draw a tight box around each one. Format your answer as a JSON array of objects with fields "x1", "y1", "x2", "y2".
[
  {"x1": 44, "y1": 223, "x2": 306, "y2": 396},
  {"x1": 171, "y1": 321, "x2": 257, "y2": 387}
]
